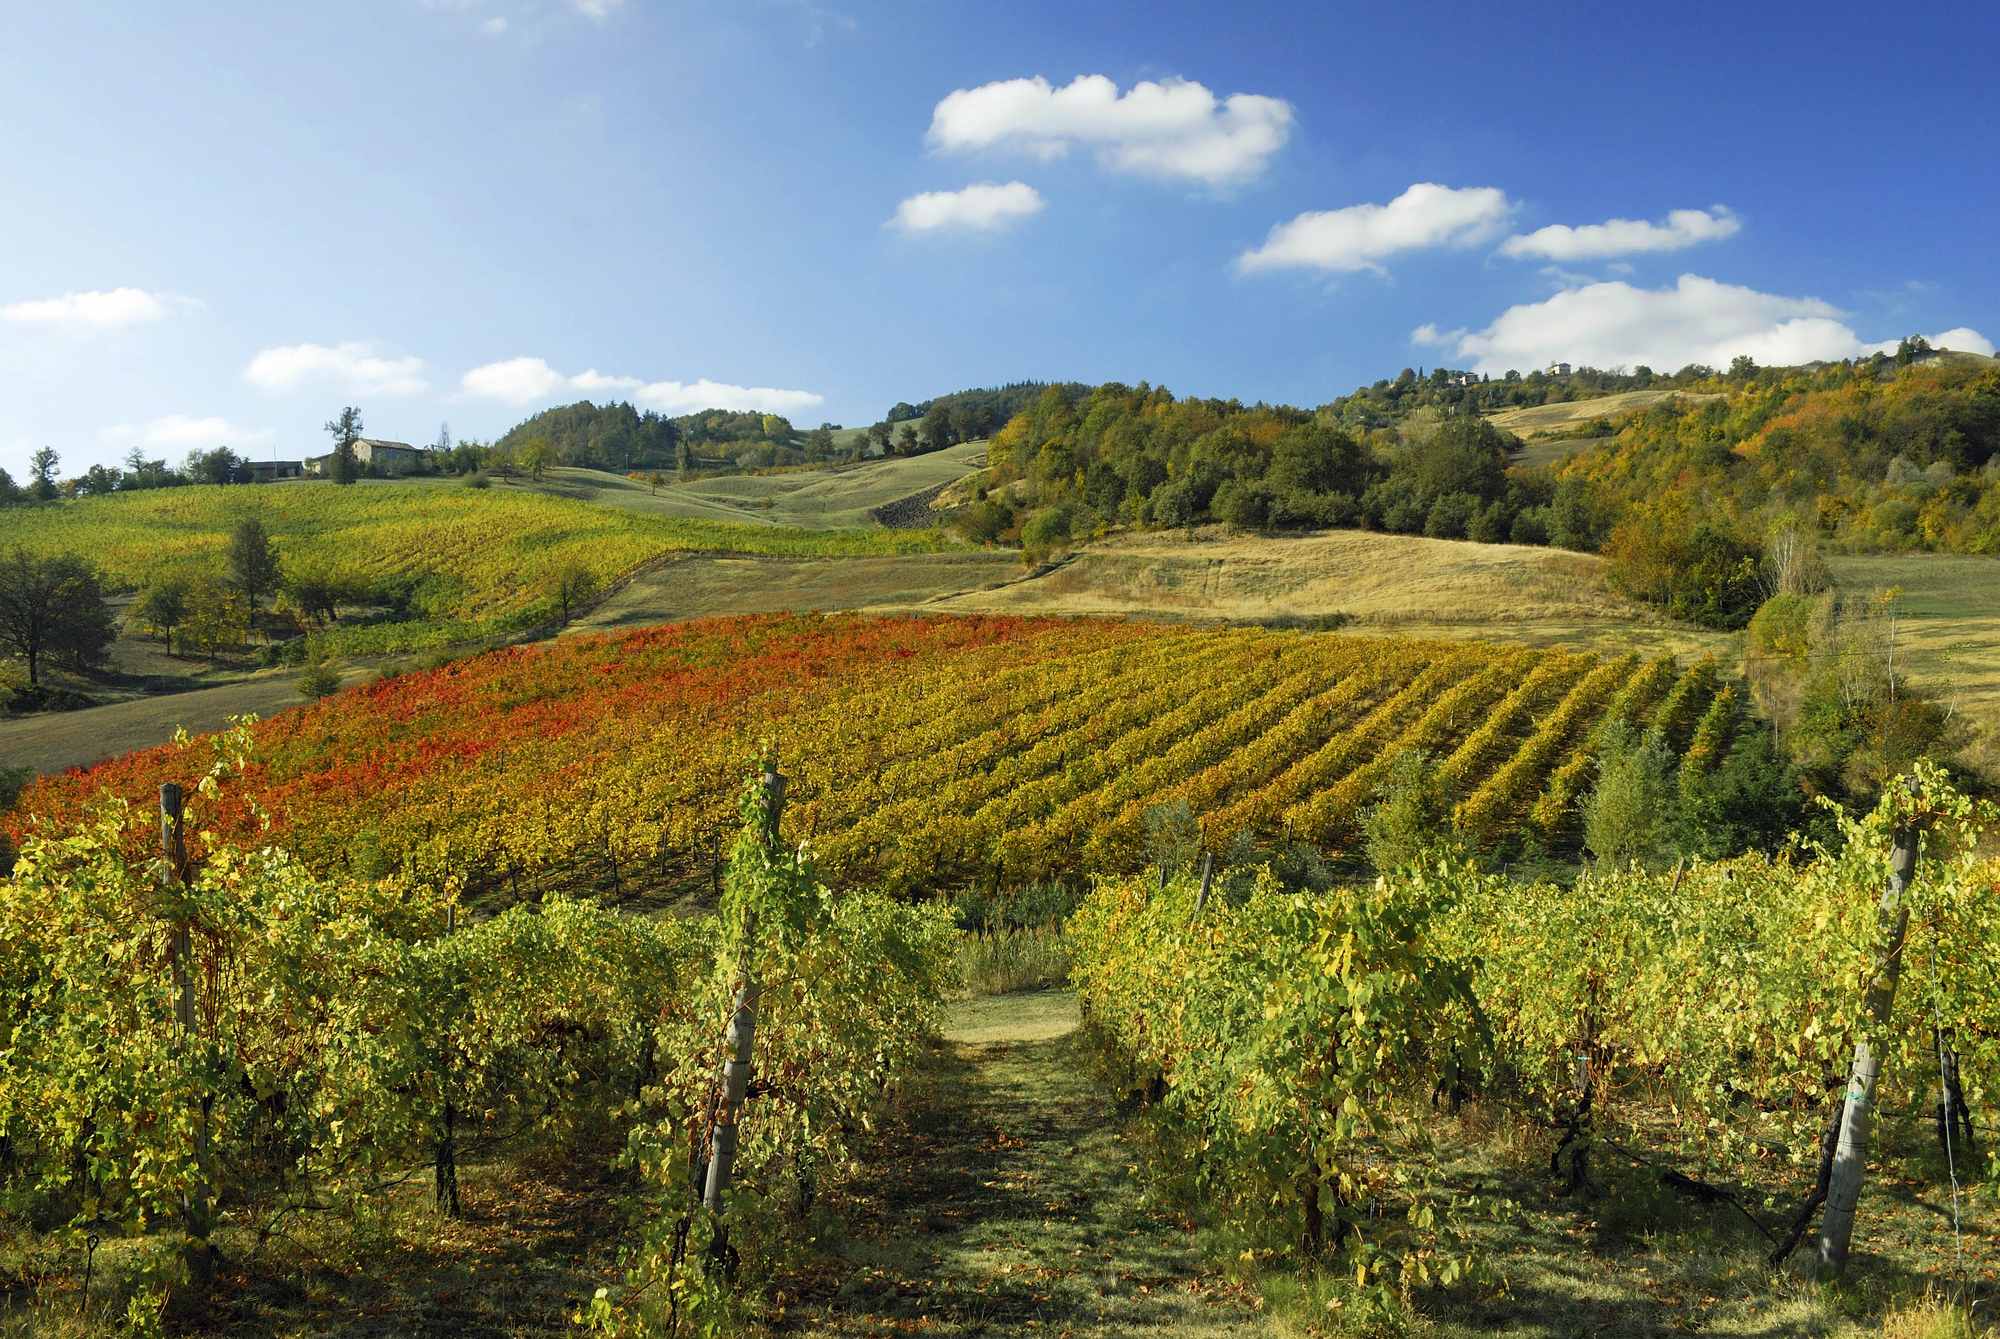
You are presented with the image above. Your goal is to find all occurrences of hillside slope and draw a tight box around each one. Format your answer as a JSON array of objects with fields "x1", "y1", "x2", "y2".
[{"x1": 500, "y1": 441, "x2": 986, "y2": 529}]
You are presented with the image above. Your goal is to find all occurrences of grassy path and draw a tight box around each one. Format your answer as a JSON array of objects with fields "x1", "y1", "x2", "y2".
[{"x1": 773, "y1": 990, "x2": 1275, "y2": 1338}]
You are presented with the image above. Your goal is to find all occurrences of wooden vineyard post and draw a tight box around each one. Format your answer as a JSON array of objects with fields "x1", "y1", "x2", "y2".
[
  {"x1": 702, "y1": 763, "x2": 784, "y2": 1270},
  {"x1": 1818, "y1": 814, "x2": 1922, "y2": 1274},
  {"x1": 161, "y1": 784, "x2": 215, "y2": 1289},
  {"x1": 1189, "y1": 851, "x2": 1215, "y2": 929},
  {"x1": 436, "y1": 903, "x2": 460, "y2": 1217}
]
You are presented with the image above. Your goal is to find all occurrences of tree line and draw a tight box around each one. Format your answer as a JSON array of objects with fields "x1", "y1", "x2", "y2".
[
  {"x1": 0, "y1": 445, "x2": 267, "y2": 501},
  {"x1": 953, "y1": 381, "x2": 1599, "y2": 560}
]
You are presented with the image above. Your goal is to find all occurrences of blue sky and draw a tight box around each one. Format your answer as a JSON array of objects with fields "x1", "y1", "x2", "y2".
[{"x1": 3, "y1": 1, "x2": 1995, "y2": 477}]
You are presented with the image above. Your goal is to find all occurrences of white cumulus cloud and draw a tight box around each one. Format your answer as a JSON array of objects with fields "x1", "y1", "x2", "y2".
[
  {"x1": 1431, "y1": 273, "x2": 1995, "y2": 374},
  {"x1": 927, "y1": 74, "x2": 1292, "y2": 186},
  {"x1": 244, "y1": 342, "x2": 428, "y2": 395},
  {"x1": 480, "y1": 16, "x2": 507, "y2": 33},
  {"x1": 2, "y1": 287, "x2": 176, "y2": 328},
  {"x1": 1499, "y1": 206, "x2": 1740, "y2": 261},
  {"x1": 1238, "y1": 183, "x2": 1513, "y2": 275},
  {"x1": 1859, "y1": 327, "x2": 1998, "y2": 358},
  {"x1": 891, "y1": 181, "x2": 1045, "y2": 232},
  {"x1": 461, "y1": 356, "x2": 573, "y2": 403},
  {"x1": 460, "y1": 358, "x2": 822, "y2": 415},
  {"x1": 102, "y1": 414, "x2": 272, "y2": 448}
]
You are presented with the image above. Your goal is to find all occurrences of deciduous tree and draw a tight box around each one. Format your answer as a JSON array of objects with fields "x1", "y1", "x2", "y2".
[
  {"x1": 228, "y1": 517, "x2": 283, "y2": 608},
  {"x1": 183, "y1": 575, "x2": 252, "y2": 663},
  {"x1": 550, "y1": 563, "x2": 599, "y2": 622},
  {"x1": 520, "y1": 438, "x2": 558, "y2": 481},
  {"x1": 0, "y1": 549, "x2": 117, "y2": 684},
  {"x1": 131, "y1": 578, "x2": 191, "y2": 654}
]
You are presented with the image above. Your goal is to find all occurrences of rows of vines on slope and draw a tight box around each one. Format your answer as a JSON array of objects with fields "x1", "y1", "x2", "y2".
[{"x1": 21, "y1": 616, "x2": 1701, "y2": 905}]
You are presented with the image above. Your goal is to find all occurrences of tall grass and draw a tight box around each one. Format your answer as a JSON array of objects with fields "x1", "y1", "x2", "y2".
[{"x1": 956, "y1": 924, "x2": 1071, "y2": 996}]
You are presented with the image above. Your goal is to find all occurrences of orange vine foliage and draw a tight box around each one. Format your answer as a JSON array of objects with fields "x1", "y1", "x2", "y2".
[{"x1": 20, "y1": 614, "x2": 1658, "y2": 898}]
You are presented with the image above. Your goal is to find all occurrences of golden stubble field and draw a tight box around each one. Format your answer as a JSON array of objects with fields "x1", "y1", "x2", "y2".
[
  {"x1": 934, "y1": 528, "x2": 1737, "y2": 660},
  {"x1": 574, "y1": 527, "x2": 1739, "y2": 665}
]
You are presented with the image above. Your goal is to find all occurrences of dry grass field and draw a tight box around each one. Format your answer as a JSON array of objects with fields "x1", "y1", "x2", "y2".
[
  {"x1": 1486, "y1": 388, "x2": 1722, "y2": 438},
  {"x1": 567, "y1": 549, "x2": 1022, "y2": 632},
  {"x1": 0, "y1": 668, "x2": 368, "y2": 776},
  {"x1": 503, "y1": 439, "x2": 987, "y2": 529},
  {"x1": 935, "y1": 528, "x2": 1738, "y2": 661},
  {"x1": 565, "y1": 528, "x2": 1736, "y2": 663},
  {"x1": 1829, "y1": 552, "x2": 2000, "y2": 730}
]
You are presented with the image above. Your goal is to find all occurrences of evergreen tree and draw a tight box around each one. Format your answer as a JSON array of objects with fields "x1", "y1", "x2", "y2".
[{"x1": 325, "y1": 407, "x2": 363, "y2": 485}]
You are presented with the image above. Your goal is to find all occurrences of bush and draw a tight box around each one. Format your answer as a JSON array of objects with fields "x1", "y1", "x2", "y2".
[
  {"x1": 1673, "y1": 724, "x2": 1803, "y2": 857},
  {"x1": 1509, "y1": 507, "x2": 1550, "y2": 545},
  {"x1": 1466, "y1": 500, "x2": 1512, "y2": 543},
  {"x1": 1020, "y1": 507, "x2": 1074, "y2": 562},
  {"x1": 463, "y1": 470, "x2": 491, "y2": 489},
  {"x1": 1604, "y1": 511, "x2": 1763, "y2": 629},
  {"x1": 1423, "y1": 491, "x2": 1481, "y2": 539},
  {"x1": 297, "y1": 662, "x2": 341, "y2": 700},
  {"x1": 6, "y1": 685, "x2": 93, "y2": 714},
  {"x1": 948, "y1": 495, "x2": 1018, "y2": 546},
  {"x1": 1582, "y1": 722, "x2": 1677, "y2": 868},
  {"x1": 1548, "y1": 479, "x2": 1599, "y2": 550},
  {"x1": 1360, "y1": 750, "x2": 1461, "y2": 872},
  {"x1": 257, "y1": 638, "x2": 311, "y2": 668},
  {"x1": 1212, "y1": 478, "x2": 1273, "y2": 532}
]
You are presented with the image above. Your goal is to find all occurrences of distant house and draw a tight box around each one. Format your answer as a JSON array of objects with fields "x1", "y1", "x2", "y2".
[
  {"x1": 252, "y1": 460, "x2": 303, "y2": 481},
  {"x1": 1546, "y1": 361, "x2": 1572, "y2": 376},
  {"x1": 353, "y1": 439, "x2": 424, "y2": 469},
  {"x1": 303, "y1": 439, "x2": 428, "y2": 476}
]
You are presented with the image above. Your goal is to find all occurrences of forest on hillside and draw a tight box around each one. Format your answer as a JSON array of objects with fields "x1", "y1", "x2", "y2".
[{"x1": 953, "y1": 351, "x2": 2000, "y2": 630}]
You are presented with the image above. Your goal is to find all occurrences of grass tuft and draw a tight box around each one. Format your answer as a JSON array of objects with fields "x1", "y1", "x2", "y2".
[{"x1": 955, "y1": 926, "x2": 1071, "y2": 996}]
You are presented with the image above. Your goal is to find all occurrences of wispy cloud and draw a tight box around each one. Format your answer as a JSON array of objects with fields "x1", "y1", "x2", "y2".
[
  {"x1": 2, "y1": 287, "x2": 182, "y2": 329},
  {"x1": 1238, "y1": 184, "x2": 1513, "y2": 275},
  {"x1": 890, "y1": 181, "x2": 1045, "y2": 233},
  {"x1": 244, "y1": 341, "x2": 428, "y2": 395},
  {"x1": 460, "y1": 357, "x2": 822, "y2": 415},
  {"x1": 1499, "y1": 207, "x2": 1739, "y2": 261},
  {"x1": 101, "y1": 414, "x2": 272, "y2": 448},
  {"x1": 928, "y1": 74, "x2": 1292, "y2": 187}
]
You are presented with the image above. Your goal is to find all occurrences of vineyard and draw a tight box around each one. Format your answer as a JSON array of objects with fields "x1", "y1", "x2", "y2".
[
  {"x1": 17, "y1": 613, "x2": 1731, "y2": 906},
  {"x1": 1072, "y1": 765, "x2": 2000, "y2": 1312},
  {"x1": 0, "y1": 483, "x2": 944, "y2": 654},
  {"x1": 4, "y1": 612, "x2": 1995, "y2": 1334},
  {"x1": 0, "y1": 753, "x2": 952, "y2": 1331}
]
